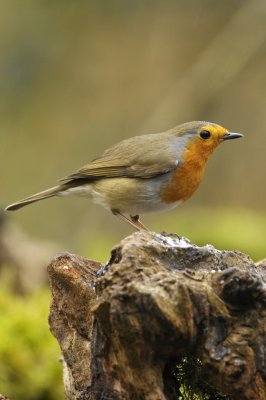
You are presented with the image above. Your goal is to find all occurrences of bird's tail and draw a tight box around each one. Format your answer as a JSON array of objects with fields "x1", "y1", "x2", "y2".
[{"x1": 5, "y1": 185, "x2": 63, "y2": 211}]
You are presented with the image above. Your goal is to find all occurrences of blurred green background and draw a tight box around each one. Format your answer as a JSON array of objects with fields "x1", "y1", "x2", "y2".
[{"x1": 0, "y1": 0, "x2": 265, "y2": 399}]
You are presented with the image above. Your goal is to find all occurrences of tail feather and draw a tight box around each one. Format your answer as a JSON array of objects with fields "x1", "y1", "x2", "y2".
[{"x1": 5, "y1": 185, "x2": 63, "y2": 211}]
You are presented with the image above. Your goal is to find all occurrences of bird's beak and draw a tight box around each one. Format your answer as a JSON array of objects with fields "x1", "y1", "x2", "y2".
[{"x1": 222, "y1": 132, "x2": 244, "y2": 141}]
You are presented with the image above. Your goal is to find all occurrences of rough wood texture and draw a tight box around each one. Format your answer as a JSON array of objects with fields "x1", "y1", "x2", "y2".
[{"x1": 48, "y1": 231, "x2": 266, "y2": 400}]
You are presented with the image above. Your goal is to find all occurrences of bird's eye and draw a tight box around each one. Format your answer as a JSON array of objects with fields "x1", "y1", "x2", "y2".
[{"x1": 200, "y1": 130, "x2": 211, "y2": 139}]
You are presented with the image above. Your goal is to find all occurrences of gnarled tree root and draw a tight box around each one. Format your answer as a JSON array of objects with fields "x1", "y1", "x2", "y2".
[{"x1": 48, "y1": 231, "x2": 266, "y2": 400}]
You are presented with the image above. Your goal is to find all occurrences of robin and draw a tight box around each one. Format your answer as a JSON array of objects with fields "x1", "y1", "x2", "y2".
[{"x1": 5, "y1": 121, "x2": 243, "y2": 230}]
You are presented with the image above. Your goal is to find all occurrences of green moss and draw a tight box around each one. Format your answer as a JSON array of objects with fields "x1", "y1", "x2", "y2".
[
  {"x1": 174, "y1": 357, "x2": 230, "y2": 399},
  {"x1": 0, "y1": 286, "x2": 64, "y2": 400}
]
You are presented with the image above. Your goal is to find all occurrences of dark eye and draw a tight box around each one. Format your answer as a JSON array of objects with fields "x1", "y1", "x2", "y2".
[{"x1": 200, "y1": 130, "x2": 211, "y2": 139}]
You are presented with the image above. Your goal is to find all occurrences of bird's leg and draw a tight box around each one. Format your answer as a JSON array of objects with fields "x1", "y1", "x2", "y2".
[
  {"x1": 112, "y1": 209, "x2": 141, "y2": 230},
  {"x1": 111, "y1": 210, "x2": 148, "y2": 231},
  {"x1": 130, "y1": 214, "x2": 149, "y2": 231}
]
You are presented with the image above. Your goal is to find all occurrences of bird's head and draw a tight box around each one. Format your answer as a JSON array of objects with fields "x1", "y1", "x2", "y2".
[{"x1": 172, "y1": 121, "x2": 243, "y2": 161}]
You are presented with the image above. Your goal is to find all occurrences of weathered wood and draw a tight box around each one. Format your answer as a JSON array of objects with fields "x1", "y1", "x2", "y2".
[{"x1": 48, "y1": 232, "x2": 266, "y2": 400}]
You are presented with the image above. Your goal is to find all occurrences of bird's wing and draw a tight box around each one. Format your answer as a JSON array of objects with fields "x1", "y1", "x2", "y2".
[{"x1": 60, "y1": 133, "x2": 180, "y2": 183}]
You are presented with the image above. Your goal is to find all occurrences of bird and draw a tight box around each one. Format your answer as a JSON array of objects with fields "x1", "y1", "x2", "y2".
[{"x1": 5, "y1": 121, "x2": 243, "y2": 230}]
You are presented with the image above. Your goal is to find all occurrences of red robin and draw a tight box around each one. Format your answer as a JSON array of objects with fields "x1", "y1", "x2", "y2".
[{"x1": 5, "y1": 121, "x2": 243, "y2": 230}]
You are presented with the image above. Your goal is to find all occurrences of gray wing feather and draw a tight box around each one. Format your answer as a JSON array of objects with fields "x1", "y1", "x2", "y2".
[{"x1": 61, "y1": 132, "x2": 180, "y2": 183}]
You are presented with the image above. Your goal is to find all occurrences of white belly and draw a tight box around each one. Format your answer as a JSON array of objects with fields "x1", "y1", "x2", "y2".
[{"x1": 59, "y1": 176, "x2": 182, "y2": 215}]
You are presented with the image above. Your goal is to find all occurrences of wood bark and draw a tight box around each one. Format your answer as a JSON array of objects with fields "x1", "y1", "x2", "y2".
[{"x1": 48, "y1": 231, "x2": 266, "y2": 400}]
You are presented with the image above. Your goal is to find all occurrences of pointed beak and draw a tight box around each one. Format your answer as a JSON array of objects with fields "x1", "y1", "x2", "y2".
[{"x1": 222, "y1": 132, "x2": 244, "y2": 141}]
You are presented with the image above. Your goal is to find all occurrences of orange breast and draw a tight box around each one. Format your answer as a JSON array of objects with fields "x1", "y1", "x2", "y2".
[{"x1": 162, "y1": 139, "x2": 212, "y2": 203}]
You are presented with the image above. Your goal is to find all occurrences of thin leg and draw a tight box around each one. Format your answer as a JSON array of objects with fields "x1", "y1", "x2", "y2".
[
  {"x1": 112, "y1": 210, "x2": 149, "y2": 231},
  {"x1": 130, "y1": 214, "x2": 149, "y2": 231}
]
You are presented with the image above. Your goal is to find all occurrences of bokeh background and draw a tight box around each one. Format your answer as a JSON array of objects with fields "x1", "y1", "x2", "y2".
[{"x1": 0, "y1": 1, "x2": 265, "y2": 399}]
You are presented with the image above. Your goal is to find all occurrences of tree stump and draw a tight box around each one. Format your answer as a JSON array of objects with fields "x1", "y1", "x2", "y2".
[{"x1": 48, "y1": 231, "x2": 266, "y2": 400}]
